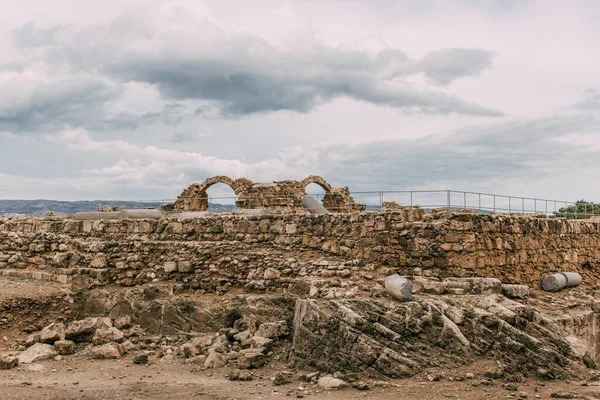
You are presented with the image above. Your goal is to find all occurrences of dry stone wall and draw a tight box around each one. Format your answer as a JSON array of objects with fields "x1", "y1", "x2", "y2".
[{"x1": 1, "y1": 211, "x2": 600, "y2": 291}]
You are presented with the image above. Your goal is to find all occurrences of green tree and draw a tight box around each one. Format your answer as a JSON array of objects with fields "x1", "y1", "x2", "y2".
[{"x1": 552, "y1": 200, "x2": 600, "y2": 219}]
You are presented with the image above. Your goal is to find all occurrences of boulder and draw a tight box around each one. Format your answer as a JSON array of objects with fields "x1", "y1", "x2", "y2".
[
  {"x1": 233, "y1": 330, "x2": 253, "y2": 347},
  {"x1": 92, "y1": 327, "x2": 125, "y2": 345},
  {"x1": 0, "y1": 355, "x2": 19, "y2": 370},
  {"x1": 204, "y1": 350, "x2": 226, "y2": 368},
  {"x1": 318, "y1": 376, "x2": 348, "y2": 390},
  {"x1": 40, "y1": 323, "x2": 65, "y2": 344},
  {"x1": 250, "y1": 336, "x2": 273, "y2": 351},
  {"x1": 237, "y1": 348, "x2": 266, "y2": 369},
  {"x1": 255, "y1": 321, "x2": 289, "y2": 339},
  {"x1": 91, "y1": 343, "x2": 123, "y2": 359},
  {"x1": 54, "y1": 340, "x2": 75, "y2": 355},
  {"x1": 66, "y1": 317, "x2": 112, "y2": 342},
  {"x1": 181, "y1": 343, "x2": 198, "y2": 358},
  {"x1": 18, "y1": 343, "x2": 58, "y2": 364}
]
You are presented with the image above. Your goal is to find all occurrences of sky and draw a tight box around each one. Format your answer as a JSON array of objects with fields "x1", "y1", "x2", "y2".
[{"x1": 0, "y1": 0, "x2": 599, "y2": 202}]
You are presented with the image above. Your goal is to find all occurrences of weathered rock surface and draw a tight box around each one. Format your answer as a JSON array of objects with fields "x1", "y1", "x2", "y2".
[
  {"x1": 18, "y1": 343, "x2": 58, "y2": 364},
  {"x1": 292, "y1": 295, "x2": 583, "y2": 380},
  {"x1": 0, "y1": 355, "x2": 19, "y2": 370},
  {"x1": 91, "y1": 343, "x2": 123, "y2": 359},
  {"x1": 255, "y1": 321, "x2": 289, "y2": 338},
  {"x1": 66, "y1": 317, "x2": 112, "y2": 342},
  {"x1": 54, "y1": 340, "x2": 75, "y2": 355},
  {"x1": 40, "y1": 323, "x2": 65, "y2": 344}
]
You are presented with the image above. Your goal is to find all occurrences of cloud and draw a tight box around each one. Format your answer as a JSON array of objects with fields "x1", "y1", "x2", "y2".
[
  {"x1": 8, "y1": 6, "x2": 502, "y2": 123},
  {"x1": 28, "y1": 94, "x2": 599, "y2": 201},
  {"x1": 573, "y1": 89, "x2": 600, "y2": 111}
]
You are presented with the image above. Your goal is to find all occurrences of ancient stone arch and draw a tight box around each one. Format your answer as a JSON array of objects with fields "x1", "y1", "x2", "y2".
[
  {"x1": 170, "y1": 175, "x2": 365, "y2": 213},
  {"x1": 299, "y1": 175, "x2": 334, "y2": 194},
  {"x1": 173, "y1": 176, "x2": 254, "y2": 212}
]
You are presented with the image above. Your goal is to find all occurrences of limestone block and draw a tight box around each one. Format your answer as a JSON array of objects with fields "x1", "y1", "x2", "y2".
[{"x1": 501, "y1": 284, "x2": 530, "y2": 299}]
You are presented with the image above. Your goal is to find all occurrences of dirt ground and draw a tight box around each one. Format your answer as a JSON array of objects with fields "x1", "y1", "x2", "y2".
[
  {"x1": 0, "y1": 276, "x2": 595, "y2": 400},
  {"x1": 0, "y1": 357, "x2": 594, "y2": 400}
]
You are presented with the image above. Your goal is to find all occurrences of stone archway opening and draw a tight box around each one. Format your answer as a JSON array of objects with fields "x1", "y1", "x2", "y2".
[
  {"x1": 204, "y1": 182, "x2": 238, "y2": 213},
  {"x1": 304, "y1": 182, "x2": 328, "y2": 206}
]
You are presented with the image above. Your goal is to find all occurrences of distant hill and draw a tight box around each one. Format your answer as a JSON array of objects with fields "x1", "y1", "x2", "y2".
[{"x1": 0, "y1": 200, "x2": 237, "y2": 216}]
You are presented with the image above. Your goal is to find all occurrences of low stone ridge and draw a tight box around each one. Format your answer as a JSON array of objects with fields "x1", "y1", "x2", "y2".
[{"x1": 292, "y1": 295, "x2": 593, "y2": 381}]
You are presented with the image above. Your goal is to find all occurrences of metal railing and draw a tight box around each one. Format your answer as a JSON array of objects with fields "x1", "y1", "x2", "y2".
[{"x1": 0, "y1": 190, "x2": 595, "y2": 219}]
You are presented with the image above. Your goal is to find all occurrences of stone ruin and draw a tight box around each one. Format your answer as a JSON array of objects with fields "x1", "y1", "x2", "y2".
[{"x1": 167, "y1": 175, "x2": 365, "y2": 214}]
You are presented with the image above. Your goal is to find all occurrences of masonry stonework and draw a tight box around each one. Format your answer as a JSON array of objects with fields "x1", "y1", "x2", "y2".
[{"x1": 1, "y1": 210, "x2": 599, "y2": 290}]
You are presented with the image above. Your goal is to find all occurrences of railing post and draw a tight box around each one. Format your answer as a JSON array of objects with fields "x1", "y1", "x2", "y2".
[
  {"x1": 410, "y1": 191, "x2": 413, "y2": 207},
  {"x1": 493, "y1": 195, "x2": 496, "y2": 213},
  {"x1": 463, "y1": 192, "x2": 466, "y2": 210},
  {"x1": 478, "y1": 193, "x2": 481, "y2": 211},
  {"x1": 522, "y1": 198, "x2": 524, "y2": 214},
  {"x1": 447, "y1": 190, "x2": 451, "y2": 210},
  {"x1": 509, "y1": 197, "x2": 511, "y2": 214}
]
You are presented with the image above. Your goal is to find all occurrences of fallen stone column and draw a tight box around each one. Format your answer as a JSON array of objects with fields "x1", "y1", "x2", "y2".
[
  {"x1": 302, "y1": 196, "x2": 329, "y2": 215},
  {"x1": 384, "y1": 274, "x2": 413, "y2": 301},
  {"x1": 541, "y1": 272, "x2": 582, "y2": 292},
  {"x1": 117, "y1": 210, "x2": 162, "y2": 219}
]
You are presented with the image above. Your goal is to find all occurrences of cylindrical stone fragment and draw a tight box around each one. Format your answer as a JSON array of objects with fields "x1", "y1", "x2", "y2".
[
  {"x1": 302, "y1": 196, "x2": 329, "y2": 215},
  {"x1": 117, "y1": 210, "x2": 162, "y2": 219},
  {"x1": 541, "y1": 272, "x2": 582, "y2": 292},
  {"x1": 384, "y1": 274, "x2": 413, "y2": 302}
]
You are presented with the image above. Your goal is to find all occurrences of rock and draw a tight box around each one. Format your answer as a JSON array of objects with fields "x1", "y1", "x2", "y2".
[
  {"x1": 233, "y1": 330, "x2": 253, "y2": 347},
  {"x1": 181, "y1": 343, "x2": 198, "y2": 358},
  {"x1": 120, "y1": 340, "x2": 135, "y2": 354},
  {"x1": 185, "y1": 355, "x2": 207, "y2": 365},
  {"x1": 24, "y1": 333, "x2": 40, "y2": 347},
  {"x1": 479, "y1": 278, "x2": 502, "y2": 294},
  {"x1": 228, "y1": 369, "x2": 253, "y2": 381},
  {"x1": 353, "y1": 381, "x2": 369, "y2": 390},
  {"x1": 53, "y1": 340, "x2": 75, "y2": 355},
  {"x1": 264, "y1": 268, "x2": 281, "y2": 280},
  {"x1": 427, "y1": 373, "x2": 444, "y2": 382},
  {"x1": 384, "y1": 274, "x2": 413, "y2": 302},
  {"x1": 0, "y1": 355, "x2": 19, "y2": 370},
  {"x1": 502, "y1": 284, "x2": 530, "y2": 299},
  {"x1": 92, "y1": 327, "x2": 125, "y2": 345},
  {"x1": 413, "y1": 277, "x2": 446, "y2": 295},
  {"x1": 18, "y1": 343, "x2": 58, "y2": 364},
  {"x1": 550, "y1": 393, "x2": 578, "y2": 399},
  {"x1": 237, "y1": 349, "x2": 266, "y2": 369},
  {"x1": 113, "y1": 316, "x2": 132, "y2": 330},
  {"x1": 66, "y1": 317, "x2": 112, "y2": 342},
  {"x1": 318, "y1": 376, "x2": 348, "y2": 390},
  {"x1": 255, "y1": 321, "x2": 289, "y2": 338},
  {"x1": 40, "y1": 323, "x2": 65, "y2": 344},
  {"x1": 273, "y1": 371, "x2": 292, "y2": 386},
  {"x1": 133, "y1": 352, "x2": 149, "y2": 364},
  {"x1": 91, "y1": 343, "x2": 122, "y2": 359},
  {"x1": 204, "y1": 350, "x2": 226, "y2": 368},
  {"x1": 163, "y1": 262, "x2": 177, "y2": 273},
  {"x1": 250, "y1": 336, "x2": 273, "y2": 351}
]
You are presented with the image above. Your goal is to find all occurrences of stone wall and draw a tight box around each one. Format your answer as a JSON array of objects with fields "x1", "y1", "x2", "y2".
[{"x1": 1, "y1": 211, "x2": 600, "y2": 291}]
